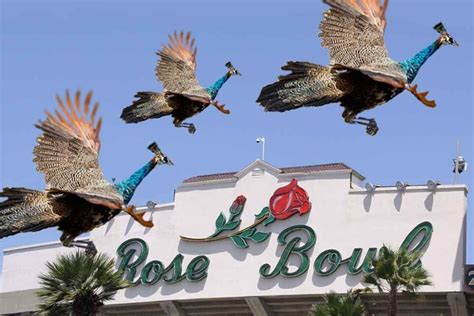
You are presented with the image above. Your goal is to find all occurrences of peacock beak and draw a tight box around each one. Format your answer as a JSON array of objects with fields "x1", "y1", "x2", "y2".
[
  {"x1": 163, "y1": 156, "x2": 174, "y2": 165},
  {"x1": 449, "y1": 37, "x2": 459, "y2": 47}
]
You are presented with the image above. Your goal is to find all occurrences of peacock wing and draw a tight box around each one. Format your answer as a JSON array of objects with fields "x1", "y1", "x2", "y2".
[
  {"x1": 155, "y1": 31, "x2": 212, "y2": 103},
  {"x1": 33, "y1": 90, "x2": 123, "y2": 210},
  {"x1": 257, "y1": 61, "x2": 348, "y2": 112},
  {"x1": 0, "y1": 188, "x2": 61, "y2": 238},
  {"x1": 319, "y1": 0, "x2": 407, "y2": 87}
]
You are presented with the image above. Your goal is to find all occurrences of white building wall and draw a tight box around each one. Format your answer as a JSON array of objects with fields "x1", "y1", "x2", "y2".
[{"x1": 0, "y1": 161, "x2": 468, "y2": 307}]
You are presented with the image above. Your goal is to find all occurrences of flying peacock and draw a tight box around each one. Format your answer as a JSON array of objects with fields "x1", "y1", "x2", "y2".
[
  {"x1": 0, "y1": 90, "x2": 173, "y2": 253},
  {"x1": 257, "y1": 0, "x2": 458, "y2": 135},
  {"x1": 121, "y1": 31, "x2": 241, "y2": 134}
]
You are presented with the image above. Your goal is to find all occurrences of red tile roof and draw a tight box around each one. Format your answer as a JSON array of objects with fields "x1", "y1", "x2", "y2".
[{"x1": 183, "y1": 163, "x2": 354, "y2": 184}]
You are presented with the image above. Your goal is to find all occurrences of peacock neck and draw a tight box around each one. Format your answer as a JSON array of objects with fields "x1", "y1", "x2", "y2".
[
  {"x1": 399, "y1": 39, "x2": 442, "y2": 83},
  {"x1": 114, "y1": 159, "x2": 157, "y2": 205},
  {"x1": 207, "y1": 72, "x2": 231, "y2": 100}
]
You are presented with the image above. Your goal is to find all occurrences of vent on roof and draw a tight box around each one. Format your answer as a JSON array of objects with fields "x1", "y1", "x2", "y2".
[{"x1": 252, "y1": 168, "x2": 264, "y2": 176}]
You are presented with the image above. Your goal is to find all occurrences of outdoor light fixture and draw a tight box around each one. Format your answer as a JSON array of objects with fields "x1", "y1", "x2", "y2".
[
  {"x1": 395, "y1": 181, "x2": 409, "y2": 192},
  {"x1": 365, "y1": 183, "x2": 379, "y2": 194},
  {"x1": 256, "y1": 137, "x2": 266, "y2": 161},
  {"x1": 453, "y1": 156, "x2": 467, "y2": 174},
  {"x1": 146, "y1": 201, "x2": 157, "y2": 210},
  {"x1": 427, "y1": 180, "x2": 440, "y2": 191}
]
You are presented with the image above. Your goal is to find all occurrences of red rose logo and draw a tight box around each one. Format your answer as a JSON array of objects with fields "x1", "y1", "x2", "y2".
[
  {"x1": 230, "y1": 195, "x2": 247, "y2": 215},
  {"x1": 269, "y1": 179, "x2": 311, "y2": 220}
]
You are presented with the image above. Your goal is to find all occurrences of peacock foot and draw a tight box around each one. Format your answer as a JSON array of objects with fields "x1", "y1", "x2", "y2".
[
  {"x1": 67, "y1": 240, "x2": 98, "y2": 256},
  {"x1": 405, "y1": 84, "x2": 436, "y2": 108},
  {"x1": 187, "y1": 123, "x2": 196, "y2": 134},
  {"x1": 124, "y1": 205, "x2": 154, "y2": 228},
  {"x1": 210, "y1": 100, "x2": 230, "y2": 115},
  {"x1": 349, "y1": 117, "x2": 379, "y2": 136},
  {"x1": 175, "y1": 122, "x2": 196, "y2": 134}
]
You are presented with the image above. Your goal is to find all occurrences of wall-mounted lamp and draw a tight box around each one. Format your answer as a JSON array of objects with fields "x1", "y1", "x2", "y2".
[
  {"x1": 427, "y1": 180, "x2": 440, "y2": 191},
  {"x1": 365, "y1": 183, "x2": 379, "y2": 194},
  {"x1": 146, "y1": 201, "x2": 157, "y2": 210},
  {"x1": 395, "y1": 181, "x2": 409, "y2": 193}
]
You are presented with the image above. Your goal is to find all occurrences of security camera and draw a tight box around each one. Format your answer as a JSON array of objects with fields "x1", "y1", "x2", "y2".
[
  {"x1": 453, "y1": 156, "x2": 467, "y2": 174},
  {"x1": 256, "y1": 137, "x2": 265, "y2": 143}
]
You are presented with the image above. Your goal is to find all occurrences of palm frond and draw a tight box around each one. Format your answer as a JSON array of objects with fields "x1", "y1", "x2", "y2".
[
  {"x1": 362, "y1": 245, "x2": 433, "y2": 299},
  {"x1": 37, "y1": 251, "x2": 129, "y2": 314}
]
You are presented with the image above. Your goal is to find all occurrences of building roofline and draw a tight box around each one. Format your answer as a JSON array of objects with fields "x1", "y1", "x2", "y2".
[{"x1": 181, "y1": 160, "x2": 365, "y2": 186}]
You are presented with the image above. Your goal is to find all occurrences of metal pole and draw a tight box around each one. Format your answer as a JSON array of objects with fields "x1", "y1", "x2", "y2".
[{"x1": 454, "y1": 141, "x2": 460, "y2": 184}]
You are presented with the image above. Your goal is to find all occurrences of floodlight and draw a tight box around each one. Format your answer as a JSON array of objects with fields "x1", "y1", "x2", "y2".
[
  {"x1": 427, "y1": 180, "x2": 440, "y2": 191},
  {"x1": 146, "y1": 201, "x2": 157, "y2": 210},
  {"x1": 365, "y1": 183, "x2": 379, "y2": 194},
  {"x1": 395, "y1": 181, "x2": 409, "y2": 192}
]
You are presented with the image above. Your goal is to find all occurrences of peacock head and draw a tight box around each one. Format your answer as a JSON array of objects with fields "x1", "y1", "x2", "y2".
[
  {"x1": 434, "y1": 22, "x2": 459, "y2": 47},
  {"x1": 148, "y1": 142, "x2": 173, "y2": 165},
  {"x1": 225, "y1": 61, "x2": 241, "y2": 76}
]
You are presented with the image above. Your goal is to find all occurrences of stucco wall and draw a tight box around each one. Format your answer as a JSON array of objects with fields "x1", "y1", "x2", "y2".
[{"x1": 0, "y1": 161, "x2": 468, "y2": 308}]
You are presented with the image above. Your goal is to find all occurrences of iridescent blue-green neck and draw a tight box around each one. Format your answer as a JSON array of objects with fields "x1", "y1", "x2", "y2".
[
  {"x1": 114, "y1": 159, "x2": 157, "y2": 205},
  {"x1": 399, "y1": 39, "x2": 442, "y2": 83},
  {"x1": 206, "y1": 72, "x2": 231, "y2": 100}
]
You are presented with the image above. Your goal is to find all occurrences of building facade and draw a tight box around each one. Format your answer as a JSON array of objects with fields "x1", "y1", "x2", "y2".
[{"x1": 1, "y1": 160, "x2": 473, "y2": 315}]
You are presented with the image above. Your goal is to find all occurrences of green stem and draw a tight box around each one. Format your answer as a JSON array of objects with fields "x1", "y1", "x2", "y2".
[
  {"x1": 180, "y1": 214, "x2": 269, "y2": 242},
  {"x1": 209, "y1": 212, "x2": 241, "y2": 238}
]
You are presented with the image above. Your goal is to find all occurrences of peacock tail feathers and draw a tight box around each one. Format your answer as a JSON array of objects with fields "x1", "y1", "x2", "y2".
[
  {"x1": 0, "y1": 188, "x2": 61, "y2": 238},
  {"x1": 121, "y1": 92, "x2": 174, "y2": 123},
  {"x1": 257, "y1": 61, "x2": 348, "y2": 112}
]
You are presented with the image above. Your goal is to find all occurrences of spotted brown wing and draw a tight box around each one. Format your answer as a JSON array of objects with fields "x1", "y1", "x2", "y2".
[
  {"x1": 319, "y1": 0, "x2": 407, "y2": 87},
  {"x1": 33, "y1": 90, "x2": 123, "y2": 209},
  {"x1": 155, "y1": 31, "x2": 211, "y2": 103}
]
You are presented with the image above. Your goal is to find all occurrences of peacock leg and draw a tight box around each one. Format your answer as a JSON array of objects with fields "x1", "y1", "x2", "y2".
[
  {"x1": 343, "y1": 110, "x2": 379, "y2": 136},
  {"x1": 353, "y1": 117, "x2": 379, "y2": 136},
  {"x1": 66, "y1": 240, "x2": 98, "y2": 256},
  {"x1": 347, "y1": 116, "x2": 379, "y2": 136},
  {"x1": 175, "y1": 122, "x2": 196, "y2": 134},
  {"x1": 123, "y1": 205, "x2": 154, "y2": 228}
]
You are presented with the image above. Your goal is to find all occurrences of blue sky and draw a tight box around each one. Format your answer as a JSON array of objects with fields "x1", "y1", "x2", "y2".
[{"x1": 1, "y1": 0, "x2": 472, "y2": 271}]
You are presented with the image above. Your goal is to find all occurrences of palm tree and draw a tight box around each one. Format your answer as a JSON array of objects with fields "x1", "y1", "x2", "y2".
[
  {"x1": 37, "y1": 251, "x2": 129, "y2": 316},
  {"x1": 363, "y1": 245, "x2": 432, "y2": 316},
  {"x1": 309, "y1": 289, "x2": 367, "y2": 316}
]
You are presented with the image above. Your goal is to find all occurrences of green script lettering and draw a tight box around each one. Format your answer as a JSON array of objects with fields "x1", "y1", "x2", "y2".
[
  {"x1": 117, "y1": 238, "x2": 210, "y2": 286},
  {"x1": 260, "y1": 225, "x2": 316, "y2": 278},
  {"x1": 399, "y1": 221, "x2": 433, "y2": 266},
  {"x1": 345, "y1": 247, "x2": 378, "y2": 274},
  {"x1": 186, "y1": 256, "x2": 210, "y2": 281},
  {"x1": 140, "y1": 260, "x2": 164, "y2": 285},
  {"x1": 314, "y1": 249, "x2": 342, "y2": 276},
  {"x1": 117, "y1": 238, "x2": 149, "y2": 284}
]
